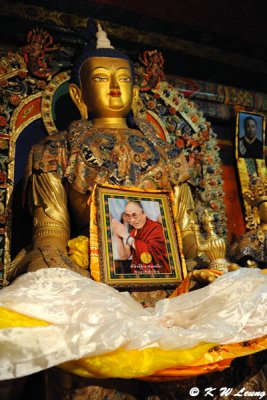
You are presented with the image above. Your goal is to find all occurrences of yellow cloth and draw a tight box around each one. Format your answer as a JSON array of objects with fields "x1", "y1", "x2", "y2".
[
  {"x1": 68, "y1": 235, "x2": 89, "y2": 269},
  {"x1": 1, "y1": 305, "x2": 266, "y2": 380},
  {"x1": 1, "y1": 268, "x2": 266, "y2": 380},
  {"x1": 59, "y1": 336, "x2": 267, "y2": 379}
]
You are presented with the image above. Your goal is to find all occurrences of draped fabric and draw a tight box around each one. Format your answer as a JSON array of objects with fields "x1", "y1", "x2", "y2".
[{"x1": 0, "y1": 268, "x2": 266, "y2": 380}]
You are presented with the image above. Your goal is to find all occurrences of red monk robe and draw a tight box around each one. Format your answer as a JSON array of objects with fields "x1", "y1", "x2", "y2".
[{"x1": 130, "y1": 218, "x2": 170, "y2": 273}]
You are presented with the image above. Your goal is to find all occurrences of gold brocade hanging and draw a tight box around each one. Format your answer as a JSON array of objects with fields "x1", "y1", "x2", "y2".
[{"x1": 88, "y1": 186, "x2": 101, "y2": 281}]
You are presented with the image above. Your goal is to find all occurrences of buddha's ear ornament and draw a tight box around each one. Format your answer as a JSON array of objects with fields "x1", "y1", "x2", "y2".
[
  {"x1": 253, "y1": 206, "x2": 261, "y2": 226},
  {"x1": 132, "y1": 86, "x2": 140, "y2": 118},
  {"x1": 96, "y1": 23, "x2": 114, "y2": 49}
]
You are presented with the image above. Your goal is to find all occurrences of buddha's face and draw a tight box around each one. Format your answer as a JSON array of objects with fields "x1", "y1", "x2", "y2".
[{"x1": 80, "y1": 57, "x2": 133, "y2": 119}]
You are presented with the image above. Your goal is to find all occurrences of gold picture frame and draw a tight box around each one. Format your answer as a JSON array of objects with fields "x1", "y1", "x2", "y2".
[
  {"x1": 235, "y1": 111, "x2": 265, "y2": 160},
  {"x1": 96, "y1": 185, "x2": 185, "y2": 289}
]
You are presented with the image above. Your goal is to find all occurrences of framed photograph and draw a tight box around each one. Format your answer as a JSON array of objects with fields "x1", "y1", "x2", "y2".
[
  {"x1": 96, "y1": 186, "x2": 185, "y2": 289},
  {"x1": 236, "y1": 111, "x2": 265, "y2": 159}
]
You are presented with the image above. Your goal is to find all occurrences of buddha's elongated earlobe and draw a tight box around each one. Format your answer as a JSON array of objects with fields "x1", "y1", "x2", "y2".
[
  {"x1": 69, "y1": 83, "x2": 88, "y2": 120},
  {"x1": 253, "y1": 206, "x2": 260, "y2": 225},
  {"x1": 132, "y1": 86, "x2": 139, "y2": 118}
]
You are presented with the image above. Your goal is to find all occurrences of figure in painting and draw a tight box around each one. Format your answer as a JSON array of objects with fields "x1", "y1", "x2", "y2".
[
  {"x1": 113, "y1": 211, "x2": 132, "y2": 274},
  {"x1": 112, "y1": 201, "x2": 170, "y2": 274},
  {"x1": 239, "y1": 115, "x2": 263, "y2": 159}
]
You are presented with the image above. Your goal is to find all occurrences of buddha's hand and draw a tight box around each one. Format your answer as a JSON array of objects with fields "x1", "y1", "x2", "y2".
[
  {"x1": 189, "y1": 263, "x2": 240, "y2": 285},
  {"x1": 189, "y1": 269, "x2": 218, "y2": 284},
  {"x1": 111, "y1": 219, "x2": 128, "y2": 239}
]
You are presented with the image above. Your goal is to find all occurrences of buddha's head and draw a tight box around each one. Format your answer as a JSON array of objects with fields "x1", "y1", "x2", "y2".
[{"x1": 69, "y1": 24, "x2": 137, "y2": 126}]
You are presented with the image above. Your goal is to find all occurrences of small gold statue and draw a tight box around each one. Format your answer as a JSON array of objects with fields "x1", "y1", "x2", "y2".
[
  {"x1": 185, "y1": 208, "x2": 240, "y2": 285},
  {"x1": 232, "y1": 174, "x2": 267, "y2": 268}
]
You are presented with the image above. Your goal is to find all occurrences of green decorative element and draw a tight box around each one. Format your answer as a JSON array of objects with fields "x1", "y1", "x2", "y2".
[{"x1": 245, "y1": 159, "x2": 258, "y2": 176}]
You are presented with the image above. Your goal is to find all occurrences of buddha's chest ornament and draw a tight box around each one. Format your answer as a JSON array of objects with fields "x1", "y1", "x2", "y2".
[{"x1": 79, "y1": 128, "x2": 164, "y2": 186}]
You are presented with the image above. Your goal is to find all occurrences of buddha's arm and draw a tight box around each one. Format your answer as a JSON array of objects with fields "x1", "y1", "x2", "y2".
[
  {"x1": 10, "y1": 171, "x2": 70, "y2": 277},
  {"x1": 29, "y1": 172, "x2": 70, "y2": 252},
  {"x1": 173, "y1": 183, "x2": 236, "y2": 282},
  {"x1": 19, "y1": 171, "x2": 70, "y2": 273},
  {"x1": 173, "y1": 183, "x2": 198, "y2": 260}
]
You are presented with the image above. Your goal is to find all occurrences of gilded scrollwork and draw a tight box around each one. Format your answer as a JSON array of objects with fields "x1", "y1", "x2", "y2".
[{"x1": 232, "y1": 175, "x2": 267, "y2": 268}]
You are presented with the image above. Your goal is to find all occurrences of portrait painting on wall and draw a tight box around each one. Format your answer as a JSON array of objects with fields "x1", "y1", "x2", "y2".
[
  {"x1": 236, "y1": 111, "x2": 265, "y2": 159},
  {"x1": 96, "y1": 186, "x2": 184, "y2": 289}
]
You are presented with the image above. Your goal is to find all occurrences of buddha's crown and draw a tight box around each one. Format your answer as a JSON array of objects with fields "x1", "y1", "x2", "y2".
[{"x1": 243, "y1": 174, "x2": 267, "y2": 206}]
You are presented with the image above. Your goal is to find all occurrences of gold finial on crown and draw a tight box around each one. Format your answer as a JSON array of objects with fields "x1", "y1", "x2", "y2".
[
  {"x1": 96, "y1": 23, "x2": 114, "y2": 49},
  {"x1": 243, "y1": 174, "x2": 267, "y2": 207}
]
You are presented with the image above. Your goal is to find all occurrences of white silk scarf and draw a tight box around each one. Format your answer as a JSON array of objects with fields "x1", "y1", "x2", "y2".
[{"x1": 0, "y1": 267, "x2": 266, "y2": 379}]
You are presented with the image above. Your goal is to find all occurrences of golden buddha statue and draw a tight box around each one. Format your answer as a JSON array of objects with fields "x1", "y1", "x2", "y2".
[
  {"x1": 10, "y1": 23, "x2": 190, "y2": 278},
  {"x1": 10, "y1": 22, "x2": 231, "y2": 287},
  {"x1": 232, "y1": 175, "x2": 267, "y2": 268}
]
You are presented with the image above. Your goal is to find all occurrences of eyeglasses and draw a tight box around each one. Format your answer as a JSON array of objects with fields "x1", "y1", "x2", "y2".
[{"x1": 125, "y1": 211, "x2": 143, "y2": 220}]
